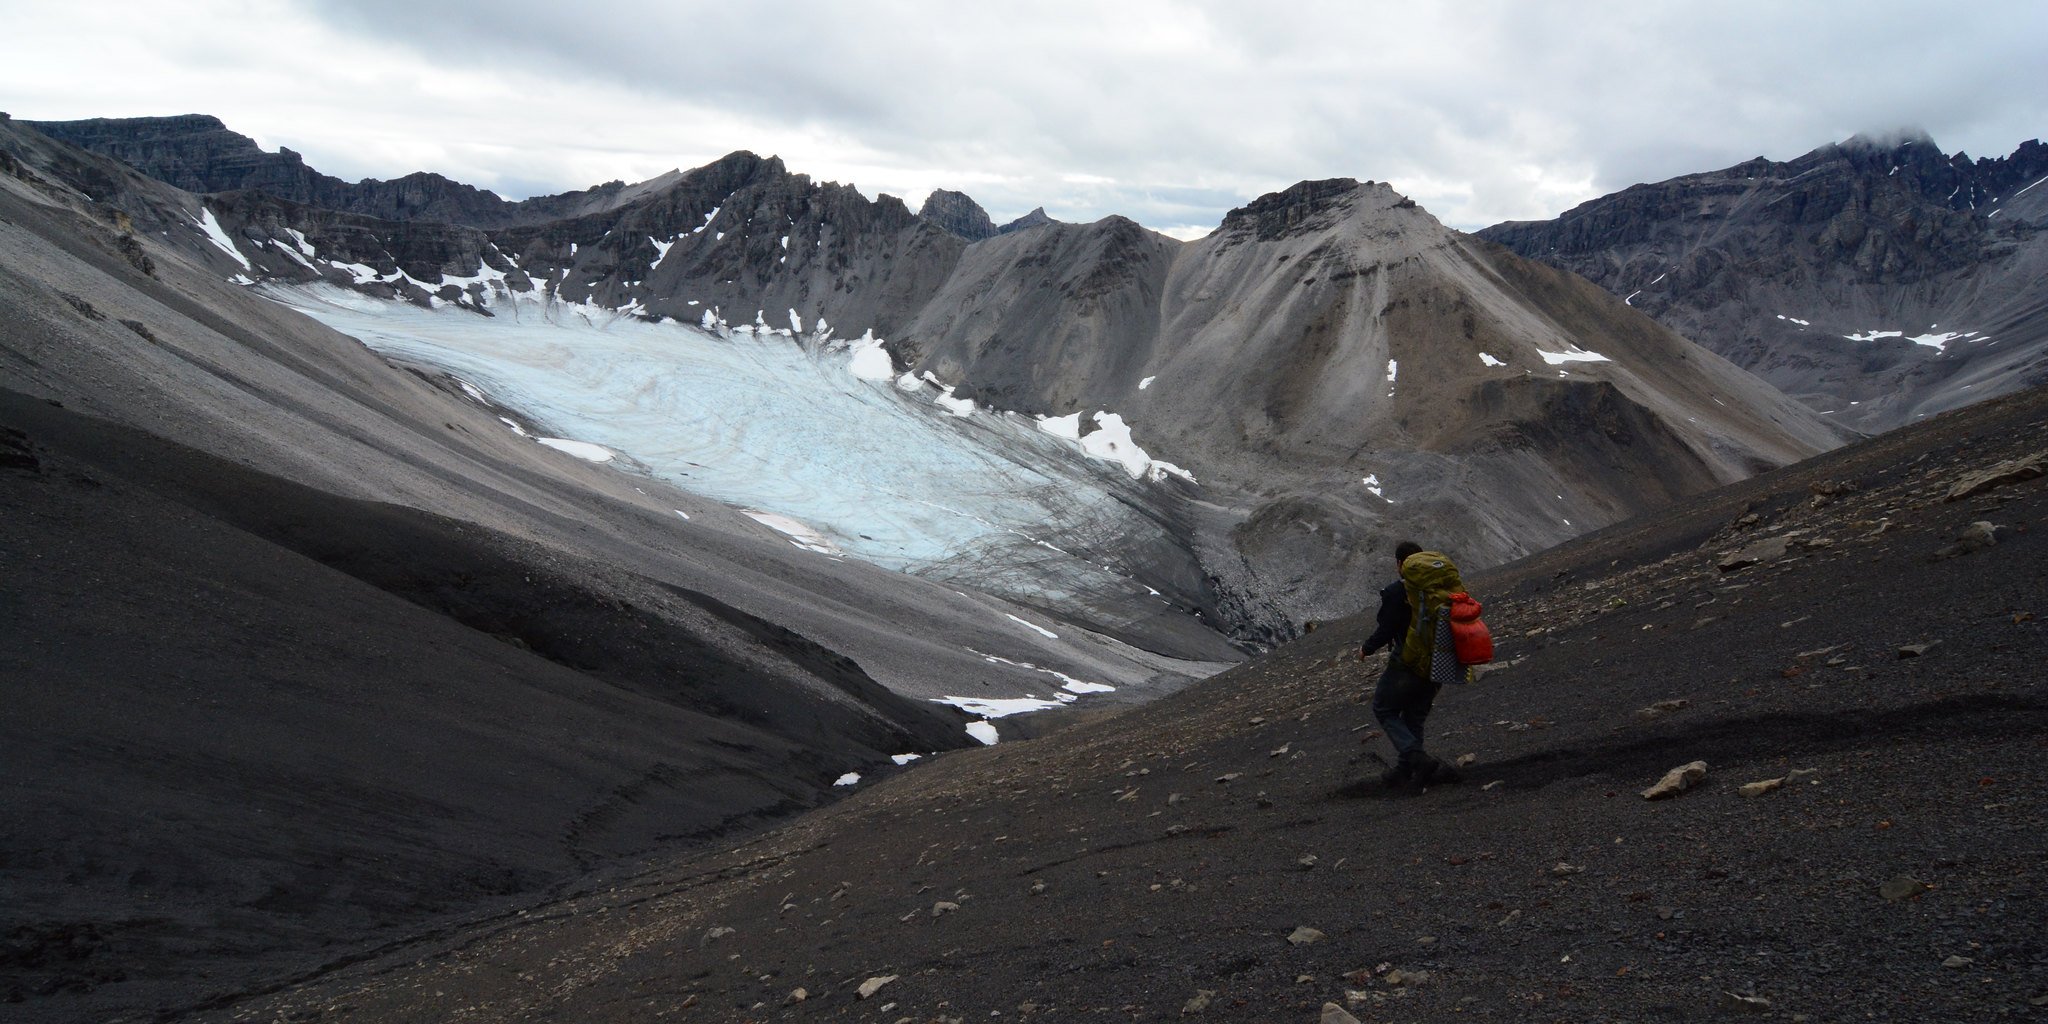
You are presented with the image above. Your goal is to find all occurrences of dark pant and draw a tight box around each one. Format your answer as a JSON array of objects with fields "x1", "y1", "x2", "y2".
[{"x1": 1373, "y1": 658, "x2": 1441, "y2": 763}]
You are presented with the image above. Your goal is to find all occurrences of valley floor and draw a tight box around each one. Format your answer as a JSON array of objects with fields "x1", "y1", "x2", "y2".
[{"x1": 175, "y1": 388, "x2": 2048, "y2": 1023}]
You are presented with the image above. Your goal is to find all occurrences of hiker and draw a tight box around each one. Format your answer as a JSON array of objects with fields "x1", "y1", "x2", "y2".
[{"x1": 1360, "y1": 541, "x2": 1463, "y2": 787}]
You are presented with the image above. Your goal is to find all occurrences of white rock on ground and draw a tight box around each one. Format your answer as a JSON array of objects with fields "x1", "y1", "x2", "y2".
[{"x1": 1643, "y1": 760, "x2": 1709, "y2": 800}]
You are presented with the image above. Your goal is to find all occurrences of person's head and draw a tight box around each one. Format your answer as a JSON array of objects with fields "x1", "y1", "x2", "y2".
[{"x1": 1393, "y1": 540, "x2": 1423, "y2": 568}]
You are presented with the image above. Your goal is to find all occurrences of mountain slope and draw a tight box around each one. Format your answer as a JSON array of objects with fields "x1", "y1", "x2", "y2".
[
  {"x1": 170, "y1": 380, "x2": 2048, "y2": 1024},
  {"x1": 908, "y1": 178, "x2": 1846, "y2": 628},
  {"x1": 1479, "y1": 133, "x2": 2048, "y2": 432},
  {"x1": 0, "y1": 114, "x2": 1234, "y2": 1020},
  {"x1": 5, "y1": 113, "x2": 1850, "y2": 642}
]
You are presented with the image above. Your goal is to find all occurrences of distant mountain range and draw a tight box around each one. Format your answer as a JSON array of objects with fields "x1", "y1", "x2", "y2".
[
  {"x1": 1479, "y1": 131, "x2": 2048, "y2": 431},
  {"x1": 10, "y1": 113, "x2": 1845, "y2": 641}
]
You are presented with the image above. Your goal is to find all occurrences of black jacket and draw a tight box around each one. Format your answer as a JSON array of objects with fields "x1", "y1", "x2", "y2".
[{"x1": 1361, "y1": 578, "x2": 1411, "y2": 657}]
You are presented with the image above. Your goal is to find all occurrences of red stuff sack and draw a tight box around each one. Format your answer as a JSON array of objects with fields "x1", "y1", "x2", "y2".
[{"x1": 1447, "y1": 592, "x2": 1493, "y2": 665}]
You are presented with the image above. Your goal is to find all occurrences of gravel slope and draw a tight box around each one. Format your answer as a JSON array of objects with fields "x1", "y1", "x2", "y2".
[{"x1": 187, "y1": 386, "x2": 2048, "y2": 1023}]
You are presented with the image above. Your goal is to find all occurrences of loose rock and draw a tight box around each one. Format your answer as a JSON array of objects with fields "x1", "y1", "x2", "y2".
[
  {"x1": 1287, "y1": 926, "x2": 1326, "y2": 946},
  {"x1": 1942, "y1": 954, "x2": 1974, "y2": 968},
  {"x1": 1738, "y1": 777, "x2": 1785, "y2": 798},
  {"x1": 1721, "y1": 991, "x2": 1771, "y2": 1013},
  {"x1": 1182, "y1": 989, "x2": 1216, "y2": 1014},
  {"x1": 1879, "y1": 876, "x2": 1930, "y2": 901},
  {"x1": 1636, "y1": 698, "x2": 1691, "y2": 720},
  {"x1": 1642, "y1": 760, "x2": 1709, "y2": 800},
  {"x1": 1898, "y1": 641, "x2": 1938, "y2": 659},
  {"x1": 1719, "y1": 536, "x2": 1791, "y2": 573},
  {"x1": 789, "y1": 987, "x2": 808, "y2": 1003},
  {"x1": 932, "y1": 901, "x2": 960, "y2": 917},
  {"x1": 1320, "y1": 1003, "x2": 1364, "y2": 1024},
  {"x1": 1945, "y1": 454, "x2": 2044, "y2": 501},
  {"x1": 856, "y1": 975, "x2": 898, "y2": 1000},
  {"x1": 700, "y1": 926, "x2": 735, "y2": 946}
]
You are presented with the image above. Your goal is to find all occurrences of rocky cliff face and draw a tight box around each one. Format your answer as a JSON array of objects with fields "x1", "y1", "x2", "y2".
[
  {"x1": 918, "y1": 188, "x2": 998, "y2": 241},
  {"x1": 5, "y1": 115, "x2": 1845, "y2": 642},
  {"x1": 1479, "y1": 133, "x2": 2048, "y2": 432}
]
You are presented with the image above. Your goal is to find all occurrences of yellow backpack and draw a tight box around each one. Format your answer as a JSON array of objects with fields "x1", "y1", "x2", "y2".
[{"x1": 1398, "y1": 551, "x2": 1473, "y2": 685}]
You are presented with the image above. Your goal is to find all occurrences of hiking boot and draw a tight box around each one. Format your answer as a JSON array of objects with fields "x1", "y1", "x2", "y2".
[
  {"x1": 1420, "y1": 757, "x2": 1462, "y2": 785},
  {"x1": 1379, "y1": 761, "x2": 1414, "y2": 787}
]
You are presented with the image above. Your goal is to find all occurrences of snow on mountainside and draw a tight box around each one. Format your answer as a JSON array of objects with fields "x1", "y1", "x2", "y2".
[
  {"x1": 4, "y1": 112, "x2": 1850, "y2": 644},
  {"x1": 1479, "y1": 132, "x2": 2048, "y2": 432}
]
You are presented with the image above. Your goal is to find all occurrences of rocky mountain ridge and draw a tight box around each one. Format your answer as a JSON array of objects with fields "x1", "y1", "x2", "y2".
[
  {"x1": 1, "y1": 113, "x2": 1849, "y2": 641},
  {"x1": 1479, "y1": 132, "x2": 2048, "y2": 432}
]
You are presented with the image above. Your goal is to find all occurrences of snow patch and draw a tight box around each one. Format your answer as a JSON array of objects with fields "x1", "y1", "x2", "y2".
[
  {"x1": 891, "y1": 753, "x2": 923, "y2": 765},
  {"x1": 741, "y1": 509, "x2": 839, "y2": 555},
  {"x1": 1362, "y1": 474, "x2": 1391, "y2": 502},
  {"x1": 1036, "y1": 412, "x2": 1083, "y2": 440},
  {"x1": 846, "y1": 330, "x2": 895, "y2": 380},
  {"x1": 1138, "y1": 375, "x2": 1157, "y2": 390},
  {"x1": 536, "y1": 437, "x2": 615, "y2": 462},
  {"x1": 649, "y1": 236, "x2": 675, "y2": 269},
  {"x1": 1077, "y1": 412, "x2": 1196, "y2": 483},
  {"x1": 1775, "y1": 314, "x2": 1812, "y2": 326},
  {"x1": 195, "y1": 207, "x2": 252, "y2": 270},
  {"x1": 965, "y1": 720, "x2": 1000, "y2": 745},
  {"x1": 1478, "y1": 352, "x2": 1505, "y2": 367},
  {"x1": 1845, "y1": 328, "x2": 1979, "y2": 352},
  {"x1": 833, "y1": 772, "x2": 860, "y2": 787},
  {"x1": 1537, "y1": 347, "x2": 1610, "y2": 365},
  {"x1": 937, "y1": 694, "x2": 1063, "y2": 718},
  {"x1": 1006, "y1": 613, "x2": 1059, "y2": 639}
]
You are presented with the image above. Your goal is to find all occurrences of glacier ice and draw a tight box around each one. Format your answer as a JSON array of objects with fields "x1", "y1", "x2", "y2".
[{"x1": 262, "y1": 284, "x2": 1197, "y2": 622}]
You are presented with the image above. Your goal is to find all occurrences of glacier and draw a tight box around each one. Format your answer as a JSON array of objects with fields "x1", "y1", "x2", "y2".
[{"x1": 262, "y1": 285, "x2": 1202, "y2": 626}]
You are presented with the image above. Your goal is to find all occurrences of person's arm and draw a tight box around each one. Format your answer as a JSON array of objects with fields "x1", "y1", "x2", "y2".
[{"x1": 1360, "y1": 581, "x2": 1408, "y2": 657}]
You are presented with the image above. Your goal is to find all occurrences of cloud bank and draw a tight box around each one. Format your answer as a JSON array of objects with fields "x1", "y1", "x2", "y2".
[{"x1": 6, "y1": 0, "x2": 2044, "y2": 233}]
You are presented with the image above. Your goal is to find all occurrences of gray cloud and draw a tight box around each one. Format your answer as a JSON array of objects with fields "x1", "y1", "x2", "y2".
[{"x1": 12, "y1": 1, "x2": 2044, "y2": 232}]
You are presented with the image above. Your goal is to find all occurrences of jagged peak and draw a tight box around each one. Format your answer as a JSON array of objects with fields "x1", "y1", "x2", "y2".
[
  {"x1": 998, "y1": 207, "x2": 1054, "y2": 234},
  {"x1": 919, "y1": 189, "x2": 997, "y2": 241}
]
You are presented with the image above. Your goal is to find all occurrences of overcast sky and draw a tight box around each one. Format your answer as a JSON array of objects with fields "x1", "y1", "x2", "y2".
[{"x1": 6, "y1": 1, "x2": 2044, "y2": 237}]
